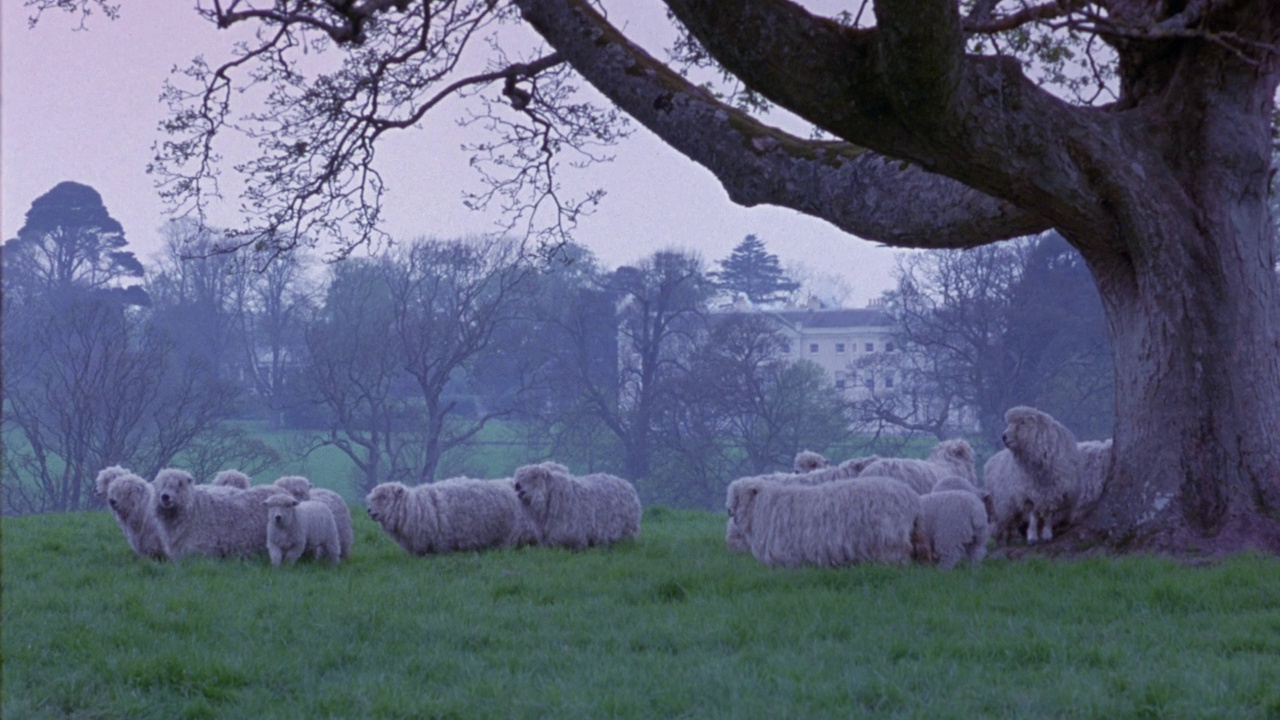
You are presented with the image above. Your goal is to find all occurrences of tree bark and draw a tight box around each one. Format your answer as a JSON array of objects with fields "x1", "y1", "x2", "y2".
[{"x1": 514, "y1": 0, "x2": 1280, "y2": 553}]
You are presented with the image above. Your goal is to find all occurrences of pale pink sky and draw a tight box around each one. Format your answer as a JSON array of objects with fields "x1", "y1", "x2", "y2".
[{"x1": 2, "y1": 3, "x2": 898, "y2": 305}]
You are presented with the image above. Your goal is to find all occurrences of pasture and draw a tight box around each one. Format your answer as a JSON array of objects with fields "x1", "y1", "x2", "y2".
[{"x1": 3, "y1": 508, "x2": 1279, "y2": 719}]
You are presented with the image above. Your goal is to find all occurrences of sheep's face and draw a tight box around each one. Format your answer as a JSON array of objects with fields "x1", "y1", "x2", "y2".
[
  {"x1": 511, "y1": 465, "x2": 552, "y2": 511},
  {"x1": 365, "y1": 483, "x2": 406, "y2": 525},
  {"x1": 153, "y1": 469, "x2": 195, "y2": 515},
  {"x1": 269, "y1": 507, "x2": 292, "y2": 529},
  {"x1": 726, "y1": 482, "x2": 762, "y2": 536},
  {"x1": 107, "y1": 477, "x2": 149, "y2": 518}
]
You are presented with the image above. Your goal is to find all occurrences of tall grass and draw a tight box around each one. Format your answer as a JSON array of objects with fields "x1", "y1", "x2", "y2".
[{"x1": 4, "y1": 509, "x2": 1279, "y2": 719}]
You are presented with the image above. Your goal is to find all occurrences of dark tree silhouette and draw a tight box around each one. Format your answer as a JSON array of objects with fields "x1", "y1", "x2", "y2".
[{"x1": 709, "y1": 234, "x2": 800, "y2": 306}]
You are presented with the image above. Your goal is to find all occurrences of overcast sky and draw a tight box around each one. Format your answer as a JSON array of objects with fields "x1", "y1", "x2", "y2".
[{"x1": 2, "y1": 3, "x2": 900, "y2": 306}]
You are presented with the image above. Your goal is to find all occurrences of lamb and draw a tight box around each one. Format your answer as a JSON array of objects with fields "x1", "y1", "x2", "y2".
[
  {"x1": 511, "y1": 462, "x2": 641, "y2": 550},
  {"x1": 919, "y1": 490, "x2": 990, "y2": 570},
  {"x1": 859, "y1": 439, "x2": 978, "y2": 494},
  {"x1": 104, "y1": 470, "x2": 169, "y2": 560},
  {"x1": 152, "y1": 468, "x2": 278, "y2": 560},
  {"x1": 273, "y1": 475, "x2": 354, "y2": 559},
  {"x1": 366, "y1": 477, "x2": 532, "y2": 555},
  {"x1": 211, "y1": 469, "x2": 251, "y2": 490},
  {"x1": 983, "y1": 405, "x2": 1084, "y2": 545},
  {"x1": 725, "y1": 475, "x2": 928, "y2": 567},
  {"x1": 264, "y1": 493, "x2": 341, "y2": 566}
]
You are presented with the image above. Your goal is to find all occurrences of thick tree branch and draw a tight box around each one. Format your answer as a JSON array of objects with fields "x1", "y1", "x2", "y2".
[{"x1": 515, "y1": 0, "x2": 1048, "y2": 248}]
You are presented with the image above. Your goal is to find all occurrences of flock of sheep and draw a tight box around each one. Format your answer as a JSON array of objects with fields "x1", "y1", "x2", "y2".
[
  {"x1": 726, "y1": 405, "x2": 1113, "y2": 569},
  {"x1": 94, "y1": 460, "x2": 642, "y2": 565},
  {"x1": 94, "y1": 405, "x2": 1110, "y2": 570}
]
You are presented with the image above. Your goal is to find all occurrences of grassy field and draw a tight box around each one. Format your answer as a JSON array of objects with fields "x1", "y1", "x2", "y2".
[{"x1": 3, "y1": 509, "x2": 1279, "y2": 719}]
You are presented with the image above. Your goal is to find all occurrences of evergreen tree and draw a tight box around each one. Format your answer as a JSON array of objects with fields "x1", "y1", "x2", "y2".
[{"x1": 709, "y1": 235, "x2": 799, "y2": 306}]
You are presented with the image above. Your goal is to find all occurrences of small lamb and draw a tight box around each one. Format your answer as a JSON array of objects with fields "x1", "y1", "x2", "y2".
[{"x1": 264, "y1": 493, "x2": 341, "y2": 567}]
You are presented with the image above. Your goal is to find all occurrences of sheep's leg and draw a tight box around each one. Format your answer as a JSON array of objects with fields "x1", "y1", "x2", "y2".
[
  {"x1": 268, "y1": 544, "x2": 284, "y2": 567},
  {"x1": 1026, "y1": 510, "x2": 1041, "y2": 544}
]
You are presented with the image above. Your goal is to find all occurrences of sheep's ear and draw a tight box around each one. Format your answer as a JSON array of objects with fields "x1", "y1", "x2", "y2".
[{"x1": 393, "y1": 485, "x2": 406, "y2": 498}]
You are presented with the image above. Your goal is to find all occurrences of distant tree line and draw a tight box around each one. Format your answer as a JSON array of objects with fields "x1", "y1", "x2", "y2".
[{"x1": 3, "y1": 183, "x2": 1115, "y2": 514}]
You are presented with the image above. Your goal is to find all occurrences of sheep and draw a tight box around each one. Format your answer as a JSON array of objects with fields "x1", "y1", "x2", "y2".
[
  {"x1": 366, "y1": 477, "x2": 532, "y2": 555},
  {"x1": 95, "y1": 465, "x2": 133, "y2": 500},
  {"x1": 725, "y1": 475, "x2": 928, "y2": 567},
  {"x1": 982, "y1": 406, "x2": 1083, "y2": 545},
  {"x1": 1073, "y1": 439, "x2": 1113, "y2": 525},
  {"x1": 919, "y1": 490, "x2": 990, "y2": 570},
  {"x1": 722, "y1": 458, "x2": 875, "y2": 552},
  {"x1": 152, "y1": 468, "x2": 278, "y2": 560},
  {"x1": 211, "y1": 469, "x2": 251, "y2": 490},
  {"x1": 859, "y1": 439, "x2": 978, "y2": 494},
  {"x1": 793, "y1": 450, "x2": 829, "y2": 473},
  {"x1": 104, "y1": 471, "x2": 169, "y2": 560},
  {"x1": 264, "y1": 493, "x2": 341, "y2": 566},
  {"x1": 931, "y1": 475, "x2": 995, "y2": 525},
  {"x1": 272, "y1": 476, "x2": 354, "y2": 559},
  {"x1": 511, "y1": 462, "x2": 641, "y2": 550}
]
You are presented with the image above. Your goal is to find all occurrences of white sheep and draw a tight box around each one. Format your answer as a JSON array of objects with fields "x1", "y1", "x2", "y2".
[
  {"x1": 95, "y1": 465, "x2": 133, "y2": 500},
  {"x1": 931, "y1": 475, "x2": 995, "y2": 525},
  {"x1": 983, "y1": 406, "x2": 1084, "y2": 545},
  {"x1": 1073, "y1": 439, "x2": 1113, "y2": 526},
  {"x1": 859, "y1": 439, "x2": 978, "y2": 494},
  {"x1": 152, "y1": 468, "x2": 278, "y2": 560},
  {"x1": 104, "y1": 471, "x2": 169, "y2": 560},
  {"x1": 793, "y1": 450, "x2": 829, "y2": 473},
  {"x1": 264, "y1": 493, "x2": 341, "y2": 566},
  {"x1": 272, "y1": 476, "x2": 354, "y2": 559},
  {"x1": 920, "y1": 490, "x2": 990, "y2": 569},
  {"x1": 366, "y1": 477, "x2": 532, "y2": 555},
  {"x1": 511, "y1": 462, "x2": 641, "y2": 550},
  {"x1": 722, "y1": 458, "x2": 874, "y2": 552},
  {"x1": 725, "y1": 475, "x2": 927, "y2": 567},
  {"x1": 211, "y1": 469, "x2": 251, "y2": 489}
]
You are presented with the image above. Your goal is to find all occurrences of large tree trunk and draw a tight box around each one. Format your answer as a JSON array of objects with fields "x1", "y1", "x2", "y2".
[
  {"x1": 1079, "y1": 216, "x2": 1280, "y2": 553},
  {"x1": 1070, "y1": 53, "x2": 1280, "y2": 552}
]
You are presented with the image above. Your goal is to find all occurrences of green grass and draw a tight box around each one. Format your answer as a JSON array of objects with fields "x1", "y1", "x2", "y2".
[{"x1": 4, "y1": 510, "x2": 1280, "y2": 719}]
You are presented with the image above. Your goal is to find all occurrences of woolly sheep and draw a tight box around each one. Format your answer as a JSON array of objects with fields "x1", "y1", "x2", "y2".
[
  {"x1": 95, "y1": 465, "x2": 133, "y2": 500},
  {"x1": 725, "y1": 475, "x2": 927, "y2": 567},
  {"x1": 366, "y1": 477, "x2": 532, "y2": 555},
  {"x1": 722, "y1": 458, "x2": 874, "y2": 552},
  {"x1": 104, "y1": 471, "x2": 169, "y2": 560},
  {"x1": 793, "y1": 450, "x2": 829, "y2": 473},
  {"x1": 211, "y1": 469, "x2": 251, "y2": 489},
  {"x1": 264, "y1": 493, "x2": 341, "y2": 566},
  {"x1": 931, "y1": 475, "x2": 995, "y2": 525},
  {"x1": 1073, "y1": 439, "x2": 1113, "y2": 525},
  {"x1": 152, "y1": 468, "x2": 278, "y2": 559},
  {"x1": 272, "y1": 476, "x2": 354, "y2": 559},
  {"x1": 512, "y1": 462, "x2": 641, "y2": 550},
  {"x1": 920, "y1": 490, "x2": 990, "y2": 570},
  {"x1": 859, "y1": 439, "x2": 978, "y2": 494},
  {"x1": 983, "y1": 406, "x2": 1082, "y2": 545}
]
